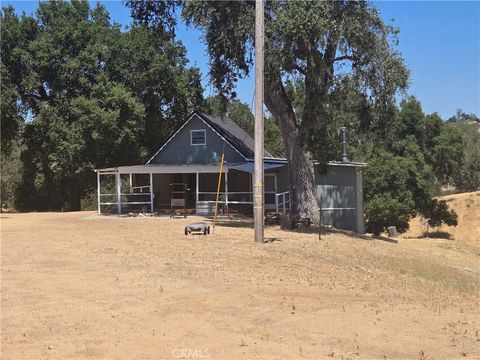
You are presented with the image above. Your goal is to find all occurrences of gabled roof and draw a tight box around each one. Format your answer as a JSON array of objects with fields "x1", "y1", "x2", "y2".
[
  {"x1": 200, "y1": 113, "x2": 273, "y2": 158},
  {"x1": 146, "y1": 111, "x2": 273, "y2": 164}
]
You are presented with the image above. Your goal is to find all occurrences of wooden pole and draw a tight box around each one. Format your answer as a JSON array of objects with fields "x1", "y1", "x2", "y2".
[{"x1": 254, "y1": 0, "x2": 264, "y2": 243}]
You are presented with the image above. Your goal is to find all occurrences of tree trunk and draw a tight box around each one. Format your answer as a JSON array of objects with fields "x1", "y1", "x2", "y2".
[{"x1": 265, "y1": 74, "x2": 319, "y2": 223}]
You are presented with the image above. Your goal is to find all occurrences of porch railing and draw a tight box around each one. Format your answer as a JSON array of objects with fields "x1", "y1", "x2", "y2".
[
  {"x1": 197, "y1": 191, "x2": 252, "y2": 204},
  {"x1": 275, "y1": 191, "x2": 291, "y2": 214},
  {"x1": 99, "y1": 192, "x2": 153, "y2": 208},
  {"x1": 132, "y1": 185, "x2": 151, "y2": 193},
  {"x1": 197, "y1": 191, "x2": 277, "y2": 205}
]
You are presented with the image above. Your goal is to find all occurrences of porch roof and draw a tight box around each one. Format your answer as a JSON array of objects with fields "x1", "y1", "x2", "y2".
[
  {"x1": 95, "y1": 160, "x2": 288, "y2": 175},
  {"x1": 95, "y1": 164, "x2": 229, "y2": 175},
  {"x1": 95, "y1": 159, "x2": 365, "y2": 175},
  {"x1": 229, "y1": 162, "x2": 286, "y2": 173}
]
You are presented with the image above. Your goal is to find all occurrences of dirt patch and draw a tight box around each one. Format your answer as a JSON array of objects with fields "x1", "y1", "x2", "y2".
[{"x1": 1, "y1": 212, "x2": 479, "y2": 359}]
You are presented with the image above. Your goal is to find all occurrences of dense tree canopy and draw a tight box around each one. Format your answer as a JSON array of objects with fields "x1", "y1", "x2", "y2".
[
  {"x1": 334, "y1": 90, "x2": 460, "y2": 234},
  {"x1": 453, "y1": 122, "x2": 480, "y2": 192},
  {"x1": 1, "y1": 1, "x2": 203, "y2": 210}
]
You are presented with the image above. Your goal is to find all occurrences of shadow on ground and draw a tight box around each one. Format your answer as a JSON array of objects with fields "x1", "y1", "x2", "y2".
[
  {"x1": 214, "y1": 216, "x2": 398, "y2": 244},
  {"x1": 422, "y1": 231, "x2": 453, "y2": 240}
]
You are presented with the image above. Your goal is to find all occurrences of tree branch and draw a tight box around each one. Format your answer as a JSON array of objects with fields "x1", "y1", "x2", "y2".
[
  {"x1": 294, "y1": 64, "x2": 306, "y2": 76},
  {"x1": 333, "y1": 55, "x2": 355, "y2": 62}
]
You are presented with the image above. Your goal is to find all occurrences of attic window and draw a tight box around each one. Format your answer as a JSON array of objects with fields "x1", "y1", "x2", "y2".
[{"x1": 191, "y1": 129, "x2": 206, "y2": 145}]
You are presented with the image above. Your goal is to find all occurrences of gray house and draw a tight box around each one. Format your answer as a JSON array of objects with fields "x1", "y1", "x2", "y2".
[{"x1": 95, "y1": 111, "x2": 366, "y2": 232}]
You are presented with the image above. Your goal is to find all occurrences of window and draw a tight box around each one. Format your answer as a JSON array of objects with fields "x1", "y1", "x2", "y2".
[{"x1": 190, "y1": 129, "x2": 206, "y2": 145}]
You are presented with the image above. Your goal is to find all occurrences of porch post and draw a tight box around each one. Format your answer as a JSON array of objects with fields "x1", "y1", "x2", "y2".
[
  {"x1": 225, "y1": 169, "x2": 229, "y2": 214},
  {"x1": 249, "y1": 172, "x2": 253, "y2": 203},
  {"x1": 149, "y1": 172, "x2": 154, "y2": 212},
  {"x1": 196, "y1": 172, "x2": 199, "y2": 203},
  {"x1": 129, "y1": 173, "x2": 133, "y2": 193},
  {"x1": 116, "y1": 172, "x2": 121, "y2": 214},
  {"x1": 97, "y1": 171, "x2": 101, "y2": 214},
  {"x1": 274, "y1": 173, "x2": 278, "y2": 213}
]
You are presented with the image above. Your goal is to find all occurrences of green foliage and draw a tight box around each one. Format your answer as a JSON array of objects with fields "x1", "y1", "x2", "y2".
[
  {"x1": 362, "y1": 147, "x2": 416, "y2": 235},
  {"x1": 15, "y1": 82, "x2": 146, "y2": 211},
  {"x1": 430, "y1": 126, "x2": 464, "y2": 185},
  {"x1": 422, "y1": 199, "x2": 458, "y2": 228},
  {"x1": 107, "y1": 25, "x2": 203, "y2": 154},
  {"x1": 264, "y1": 116, "x2": 285, "y2": 158},
  {"x1": 0, "y1": 6, "x2": 37, "y2": 154},
  {"x1": 396, "y1": 98, "x2": 464, "y2": 186},
  {"x1": 0, "y1": 141, "x2": 23, "y2": 210},
  {"x1": 345, "y1": 93, "x2": 462, "y2": 234},
  {"x1": 453, "y1": 123, "x2": 480, "y2": 192},
  {"x1": 80, "y1": 190, "x2": 98, "y2": 211},
  {"x1": 203, "y1": 96, "x2": 254, "y2": 136},
  {"x1": 1, "y1": 1, "x2": 203, "y2": 211},
  {"x1": 358, "y1": 137, "x2": 442, "y2": 235},
  {"x1": 0, "y1": 64, "x2": 22, "y2": 155},
  {"x1": 179, "y1": 0, "x2": 409, "y2": 163}
]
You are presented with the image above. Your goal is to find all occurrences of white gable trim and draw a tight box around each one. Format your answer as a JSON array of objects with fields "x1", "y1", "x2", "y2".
[
  {"x1": 146, "y1": 112, "x2": 248, "y2": 164},
  {"x1": 196, "y1": 116, "x2": 248, "y2": 161},
  {"x1": 146, "y1": 113, "x2": 196, "y2": 164}
]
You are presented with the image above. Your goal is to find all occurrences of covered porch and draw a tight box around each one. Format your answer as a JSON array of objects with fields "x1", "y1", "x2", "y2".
[{"x1": 95, "y1": 163, "x2": 290, "y2": 216}]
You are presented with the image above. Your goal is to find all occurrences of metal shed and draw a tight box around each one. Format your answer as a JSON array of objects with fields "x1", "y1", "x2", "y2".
[{"x1": 315, "y1": 161, "x2": 366, "y2": 233}]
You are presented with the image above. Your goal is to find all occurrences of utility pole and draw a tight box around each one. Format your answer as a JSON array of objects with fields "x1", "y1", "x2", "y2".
[{"x1": 254, "y1": 0, "x2": 264, "y2": 243}]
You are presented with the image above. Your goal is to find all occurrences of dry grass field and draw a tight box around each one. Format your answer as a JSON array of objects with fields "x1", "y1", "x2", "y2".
[
  {"x1": 1, "y1": 211, "x2": 479, "y2": 359},
  {"x1": 405, "y1": 191, "x2": 480, "y2": 249}
]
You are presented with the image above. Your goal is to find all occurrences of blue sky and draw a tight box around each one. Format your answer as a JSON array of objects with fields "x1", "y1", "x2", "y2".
[{"x1": 3, "y1": 1, "x2": 479, "y2": 119}]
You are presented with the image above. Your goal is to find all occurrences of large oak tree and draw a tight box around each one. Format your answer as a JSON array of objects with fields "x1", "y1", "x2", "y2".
[
  {"x1": 128, "y1": 0, "x2": 409, "y2": 221},
  {"x1": 1, "y1": 0, "x2": 203, "y2": 210}
]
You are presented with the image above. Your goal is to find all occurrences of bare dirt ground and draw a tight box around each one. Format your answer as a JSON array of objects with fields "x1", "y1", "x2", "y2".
[{"x1": 1, "y1": 212, "x2": 479, "y2": 360}]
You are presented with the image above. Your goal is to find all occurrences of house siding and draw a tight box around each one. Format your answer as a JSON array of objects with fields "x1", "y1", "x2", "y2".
[
  {"x1": 149, "y1": 114, "x2": 246, "y2": 164},
  {"x1": 274, "y1": 165, "x2": 290, "y2": 193}
]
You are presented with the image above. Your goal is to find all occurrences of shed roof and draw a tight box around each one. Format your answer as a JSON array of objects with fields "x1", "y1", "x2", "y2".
[{"x1": 324, "y1": 161, "x2": 367, "y2": 168}]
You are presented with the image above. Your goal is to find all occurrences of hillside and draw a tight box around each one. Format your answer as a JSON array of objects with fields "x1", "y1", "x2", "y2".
[{"x1": 404, "y1": 191, "x2": 480, "y2": 248}]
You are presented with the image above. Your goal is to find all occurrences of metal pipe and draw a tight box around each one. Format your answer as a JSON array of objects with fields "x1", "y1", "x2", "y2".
[{"x1": 341, "y1": 126, "x2": 349, "y2": 162}]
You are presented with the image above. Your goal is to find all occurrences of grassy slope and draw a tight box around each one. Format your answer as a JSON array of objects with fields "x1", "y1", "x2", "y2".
[{"x1": 404, "y1": 191, "x2": 480, "y2": 249}]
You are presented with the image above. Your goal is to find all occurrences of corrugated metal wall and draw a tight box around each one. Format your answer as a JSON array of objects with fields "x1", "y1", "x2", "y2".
[{"x1": 314, "y1": 165, "x2": 364, "y2": 233}]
